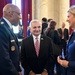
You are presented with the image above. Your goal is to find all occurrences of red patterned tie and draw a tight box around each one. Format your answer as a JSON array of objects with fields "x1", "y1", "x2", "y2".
[{"x1": 35, "y1": 37, "x2": 39, "y2": 56}]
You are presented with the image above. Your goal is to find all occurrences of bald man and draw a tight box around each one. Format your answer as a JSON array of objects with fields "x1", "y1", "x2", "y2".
[{"x1": 0, "y1": 3, "x2": 22, "y2": 75}]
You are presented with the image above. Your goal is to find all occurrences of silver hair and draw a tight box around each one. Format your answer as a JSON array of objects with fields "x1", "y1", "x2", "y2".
[
  {"x1": 68, "y1": 5, "x2": 75, "y2": 15},
  {"x1": 29, "y1": 19, "x2": 42, "y2": 28}
]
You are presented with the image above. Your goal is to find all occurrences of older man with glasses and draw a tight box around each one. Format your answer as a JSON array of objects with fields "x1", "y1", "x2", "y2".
[{"x1": 0, "y1": 3, "x2": 22, "y2": 75}]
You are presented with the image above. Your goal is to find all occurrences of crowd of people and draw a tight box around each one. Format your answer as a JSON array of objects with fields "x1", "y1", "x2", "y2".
[{"x1": 0, "y1": 3, "x2": 75, "y2": 75}]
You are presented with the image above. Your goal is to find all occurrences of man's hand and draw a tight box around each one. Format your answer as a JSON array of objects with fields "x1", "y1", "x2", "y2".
[
  {"x1": 18, "y1": 72, "x2": 22, "y2": 75},
  {"x1": 41, "y1": 70, "x2": 48, "y2": 75},
  {"x1": 29, "y1": 71, "x2": 36, "y2": 75}
]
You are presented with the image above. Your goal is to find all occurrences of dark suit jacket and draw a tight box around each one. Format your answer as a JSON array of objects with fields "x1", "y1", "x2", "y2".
[
  {"x1": 0, "y1": 18, "x2": 21, "y2": 75},
  {"x1": 58, "y1": 28, "x2": 69, "y2": 40},
  {"x1": 21, "y1": 35, "x2": 54, "y2": 75},
  {"x1": 45, "y1": 30, "x2": 62, "y2": 56},
  {"x1": 46, "y1": 30, "x2": 61, "y2": 45},
  {"x1": 65, "y1": 32, "x2": 75, "y2": 75},
  {"x1": 41, "y1": 23, "x2": 48, "y2": 34}
]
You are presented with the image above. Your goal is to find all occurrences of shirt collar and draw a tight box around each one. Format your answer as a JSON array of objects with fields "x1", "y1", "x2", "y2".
[
  {"x1": 33, "y1": 34, "x2": 41, "y2": 39},
  {"x1": 3, "y1": 17, "x2": 12, "y2": 29}
]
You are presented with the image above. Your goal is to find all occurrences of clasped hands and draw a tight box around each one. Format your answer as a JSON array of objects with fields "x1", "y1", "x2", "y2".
[
  {"x1": 57, "y1": 56, "x2": 69, "y2": 68},
  {"x1": 29, "y1": 70, "x2": 48, "y2": 75}
]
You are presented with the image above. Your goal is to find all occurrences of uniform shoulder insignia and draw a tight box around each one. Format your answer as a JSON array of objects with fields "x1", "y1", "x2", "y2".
[{"x1": 0, "y1": 22, "x2": 4, "y2": 24}]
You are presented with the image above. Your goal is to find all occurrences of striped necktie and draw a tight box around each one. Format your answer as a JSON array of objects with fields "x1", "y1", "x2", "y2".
[{"x1": 35, "y1": 37, "x2": 39, "y2": 56}]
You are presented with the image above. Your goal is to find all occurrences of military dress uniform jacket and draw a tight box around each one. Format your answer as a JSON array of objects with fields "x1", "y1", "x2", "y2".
[{"x1": 0, "y1": 18, "x2": 21, "y2": 75}]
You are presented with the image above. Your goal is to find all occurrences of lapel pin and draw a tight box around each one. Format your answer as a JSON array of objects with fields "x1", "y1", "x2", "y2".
[{"x1": 41, "y1": 38, "x2": 44, "y2": 40}]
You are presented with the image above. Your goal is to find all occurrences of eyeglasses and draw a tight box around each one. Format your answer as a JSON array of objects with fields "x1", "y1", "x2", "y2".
[{"x1": 13, "y1": 11, "x2": 21, "y2": 16}]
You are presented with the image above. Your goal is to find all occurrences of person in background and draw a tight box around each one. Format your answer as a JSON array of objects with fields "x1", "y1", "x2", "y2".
[
  {"x1": 47, "y1": 19, "x2": 53, "y2": 28},
  {"x1": 58, "y1": 22, "x2": 69, "y2": 56},
  {"x1": 45, "y1": 21, "x2": 61, "y2": 75},
  {"x1": 0, "y1": 3, "x2": 22, "y2": 75},
  {"x1": 21, "y1": 20, "x2": 54, "y2": 75},
  {"x1": 44, "y1": 19, "x2": 53, "y2": 35},
  {"x1": 57, "y1": 5, "x2": 75, "y2": 75},
  {"x1": 41, "y1": 17, "x2": 48, "y2": 34}
]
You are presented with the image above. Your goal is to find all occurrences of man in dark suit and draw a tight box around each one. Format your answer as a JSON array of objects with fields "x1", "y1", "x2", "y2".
[
  {"x1": 21, "y1": 20, "x2": 54, "y2": 75},
  {"x1": 58, "y1": 22, "x2": 69, "y2": 55},
  {"x1": 41, "y1": 17, "x2": 48, "y2": 34},
  {"x1": 0, "y1": 4, "x2": 22, "y2": 75}
]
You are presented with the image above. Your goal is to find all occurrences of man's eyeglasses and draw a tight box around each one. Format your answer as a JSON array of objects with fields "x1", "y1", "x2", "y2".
[{"x1": 13, "y1": 11, "x2": 21, "y2": 16}]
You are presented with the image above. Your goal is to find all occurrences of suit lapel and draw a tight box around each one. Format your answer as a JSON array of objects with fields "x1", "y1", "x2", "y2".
[
  {"x1": 30, "y1": 36, "x2": 38, "y2": 57},
  {"x1": 66, "y1": 32, "x2": 75, "y2": 55},
  {"x1": 1, "y1": 18, "x2": 18, "y2": 45},
  {"x1": 30, "y1": 35, "x2": 45, "y2": 57},
  {"x1": 68, "y1": 32, "x2": 74, "y2": 43},
  {"x1": 1, "y1": 18, "x2": 16, "y2": 38},
  {"x1": 67, "y1": 32, "x2": 75, "y2": 46},
  {"x1": 39, "y1": 35, "x2": 44, "y2": 57},
  {"x1": 8, "y1": 27, "x2": 16, "y2": 39},
  {"x1": 30, "y1": 35, "x2": 44, "y2": 57}
]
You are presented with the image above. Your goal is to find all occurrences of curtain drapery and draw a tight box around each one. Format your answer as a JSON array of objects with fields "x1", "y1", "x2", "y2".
[
  {"x1": 21, "y1": 0, "x2": 32, "y2": 37},
  {"x1": 70, "y1": 0, "x2": 75, "y2": 6},
  {"x1": 0, "y1": 0, "x2": 12, "y2": 18}
]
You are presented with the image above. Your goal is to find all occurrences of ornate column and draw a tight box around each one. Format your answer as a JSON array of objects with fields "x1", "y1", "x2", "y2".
[
  {"x1": 47, "y1": 0, "x2": 55, "y2": 19},
  {"x1": 58, "y1": 0, "x2": 69, "y2": 28},
  {"x1": 32, "y1": 0, "x2": 69, "y2": 29},
  {"x1": 40, "y1": 0, "x2": 48, "y2": 21},
  {"x1": 32, "y1": 0, "x2": 40, "y2": 19}
]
